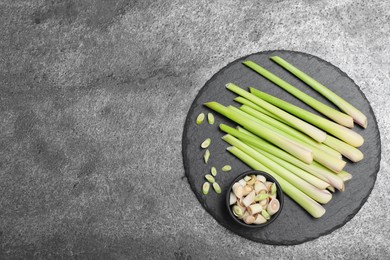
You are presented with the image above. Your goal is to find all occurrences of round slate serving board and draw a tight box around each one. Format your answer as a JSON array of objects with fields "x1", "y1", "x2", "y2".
[{"x1": 182, "y1": 50, "x2": 381, "y2": 245}]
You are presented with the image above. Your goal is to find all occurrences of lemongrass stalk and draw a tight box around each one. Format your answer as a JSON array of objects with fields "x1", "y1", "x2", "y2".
[
  {"x1": 270, "y1": 56, "x2": 367, "y2": 128},
  {"x1": 235, "y1": 126, "x2": 345, "y2": 191},
  {"x1": 323, "y1": 135, "x2": 364, "y2": 162},
  {"x1": 204, "y1": 102, "x2": 313, "y2": 163},
  {"x1": 223, "y1": 134, "x2": 332, "y2": 204},
  {"x1": 236, "y1": 97, "x2": 363, "y2": 161},
  {"x1": 226, "y1": 83, "x2": 327, "y2": 143},
  {"x1": 226, "y1": 146, "x2": 326, "y2": 218},
  {"x1": 229, "y1": 106, "x2": 313, "y2": 154},
  {"x1": 239, "y1": 103, "x2": 341, "y2": 158},
  {"x1": 234, "y1": 96, "x2": 276, "y2": 119},
  {"x1": 243, "y1": 60, "x2": 354, "y2": 128},
  {"x1": 231, "y1": 105, "x2": 345, "y2": 172},
  {"x1": 239, "y1": 105, "x2": 343, "y2": 160},
  {"x1": 249, "y1": 145, "x2": 331, "y2": 190},
  {"x1": 337, "y1": 171, "x2": 352, "y2": 182},
  {"x1": 250, "y1": 87, "x2": 364, "y2": 147}
]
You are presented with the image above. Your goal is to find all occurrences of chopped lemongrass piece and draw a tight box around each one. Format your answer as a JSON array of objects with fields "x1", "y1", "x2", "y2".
[
  {"x1": 213, "y1": 182, "x2": 222, "y2": 194},
  {"x1": 207, "y1": 113, "x2": 215, "y2": 124},
  {"x1": 254, "y1": 214, "x2": 267, "y2": 224},
  {"x1": 250, "y1": 88, "x2": 364, "y2": 147},
  {"x1": 232, "y1": 205, "x2": 244, "y2": 218},
  {"x1": 267, "y1": 198, "x2": 280, "y2": 215},
  {"x1": 239, "y1": 104, "x2": 342, "y2": 159},
  {"x1": 227, "y1": 146, "x2": 326, "y2": 218},
  {"x1": 243, "y1": 60, "x2": 354, "y2": 128},
  {"x1": 235, "y1": 126, "x2": 345, "y2": 191},
  {"x1": 204, "y1": 101, "x2": 313, "y2": 164},
  {"x1": 271, "y1": 183, "x2": 277, "y2": 195},
  {"x1": 229, "y1": 192, "x2": 237, "y2": 205},
  {"x1": 222, "y1": 165, "x2": 232, "y2": 172},
  {"x1": 202, "y1": 182, "x2": 210, "y2": 195},
  {"x1": 211, "y1": 166, "x2": 217, "y2": 176},
  {"x1": 261, "y1": 210, "x2": 271, "y2": 220},
  {"x1": 270, "y1": 56, "x2": 367, "y2": 128},
  {"x1": 254, "y1": 193, "x2": 269, "y2": 202},
  {"x1": 196, "y1": 113, "x2": 205, "y2": 124},
  {"x1": 231, "y1": 105, "x2": 346, "y2": 172},
  {"x1": 254, "y1": 181, "x2": 267, "y2": 194},
  {"x1": 222, "y1": 134, "x2": 332, "y2": 204},
  {"x1": 232, "y1": 183, "x2": 244, "y2": 198},
  {"x1": 204, "y1": 149, "x2": 210, "y2": 163},
  {"x1": 201, "y1": 138, "x2": 211, "y2": 149},
  {"x1": 247, "y1": 204, "x2": 263, "y2": 215},
  {"x1": 242, "y1": 185, "x2": 253, "y2": 196},
  {"x1": 225, "y1": 83, "x2": 327, "y2": 143},
  {"x1": 205, "y1": 174, "x2": 215, "y2": 183},
  {"x1": 243, "y1": 215, "x2": 256, "y2": 224},
  {"x1": 242, "y1": 190, "x2": 256, "y2": 207}
]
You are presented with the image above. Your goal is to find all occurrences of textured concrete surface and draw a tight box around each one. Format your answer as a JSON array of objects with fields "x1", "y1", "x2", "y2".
[{"x1": 0, "y1": 0, "x2": 389, "y2": 259}]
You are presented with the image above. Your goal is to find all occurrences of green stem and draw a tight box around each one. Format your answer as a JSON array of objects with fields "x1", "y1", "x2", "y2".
[
  {"x1": 243, "y1": 60, "x2": 354, "y2": 128},
  {"x1": 270, "y1": 56, "x2": 367, "y2": 128}
]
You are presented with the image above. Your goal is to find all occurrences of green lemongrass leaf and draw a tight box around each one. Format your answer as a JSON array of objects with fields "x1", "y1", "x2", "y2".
[
  {"x1": 235, "y1": 126, "x2": 345, "y2": 191},
  {"x1": 225, "y1": 83, "x2": 327, "y2": 143},
  {"x1": 232, "y1": 105, "x2": 345, "y2": 172},
  {"x1": 226, "y1": 146, "x2": 326, "y2": 218},
  {"x1": 271, "y1": 56, "x2": 367, "y2": 128},
  {"x1": 243, "y1": 60, "x2": 354, "y2": 128},
  {"x1": 204, "y1": 102, "x2": 313, "y2": 164},
  {"x1": 250, "y1": 87, "x2": 364, "y2": 148},
  {"x1": 222, "y1": 134, "x2": 332, "y2": 204}
]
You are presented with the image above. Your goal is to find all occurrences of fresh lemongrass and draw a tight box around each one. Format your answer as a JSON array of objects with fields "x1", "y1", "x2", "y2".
[
  {"x1": 234, "y1": 96, "x2": 278, "y2": 119},
  {"x1": 235, "y1": 126, "x2": 345, "y2": 191},
  {"x1": 222, "y1": 165, "x2": 232, "y2": 172},
  {"x1": 213, "y1": 182, "x2": 222, "y2": 194},
  {"x1": 207, "y1": 113, "x2": 215, "y2": 124},
  {"x1": 201, "y1": 138, "x2": 211, "y2": 149},
  {"x1": 204, "y1": 149, "x2": 210, "y2": 163},
  {"x1": 226, "y1": 83, "x2": 327, "y2": 143},
  {"x1": 237, "y1": 97, "x2": 363, "y2": 161},
  {"x1": 250, "y1": 145, "x2": 331, "y2": 190},
  {"x1": 250, "y1": 87, "x2": 364, "y2": 147},
  {"x1": 226, "y1": 146, "x2": 326, "y2": 218},
  {"x1": 240, "y1": 104, "x2": 342, "y2": 159},
  {"x1": 243, "y1": 60, "x2": 354, "y2": 128},
  {"x1": 323, "y1": 135, "x2": 364, "y2": 162},
  {"x1": 270, "y1": 56, "x2": 367, "y2": 128},
  {"x1": 202, "y1": 182, "x2": 210, "y2": 195},
  {"x1": 337, "y1": 171, "x2": 352, "y2": 182},
  {"x1": 233, "y1": 106, "x2": 346, "y2": 172},
  {"x1": 196, "y1": 113, "x2": 205, "y2": 124},
  {"x1": 222, "y1": 134, "x2": 332, "y2": 204},
  {"x1": 204, "y1": 102, "x2": 313, "y2": 163}
]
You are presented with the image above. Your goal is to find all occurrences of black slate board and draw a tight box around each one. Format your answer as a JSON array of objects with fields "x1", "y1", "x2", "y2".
[{"x1": 182, "y1": 50, "x2": 381, "y2": 245}]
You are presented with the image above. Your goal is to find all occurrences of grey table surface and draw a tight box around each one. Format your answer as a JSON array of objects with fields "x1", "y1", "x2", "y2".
[{"x1": 0, "y1": 0, "x2": 389, "y2": 259}]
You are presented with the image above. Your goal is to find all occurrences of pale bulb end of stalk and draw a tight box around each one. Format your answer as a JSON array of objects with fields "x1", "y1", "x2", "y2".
[{"x1": 355, "y1": 117, "x2": 368, "y2": 129}]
